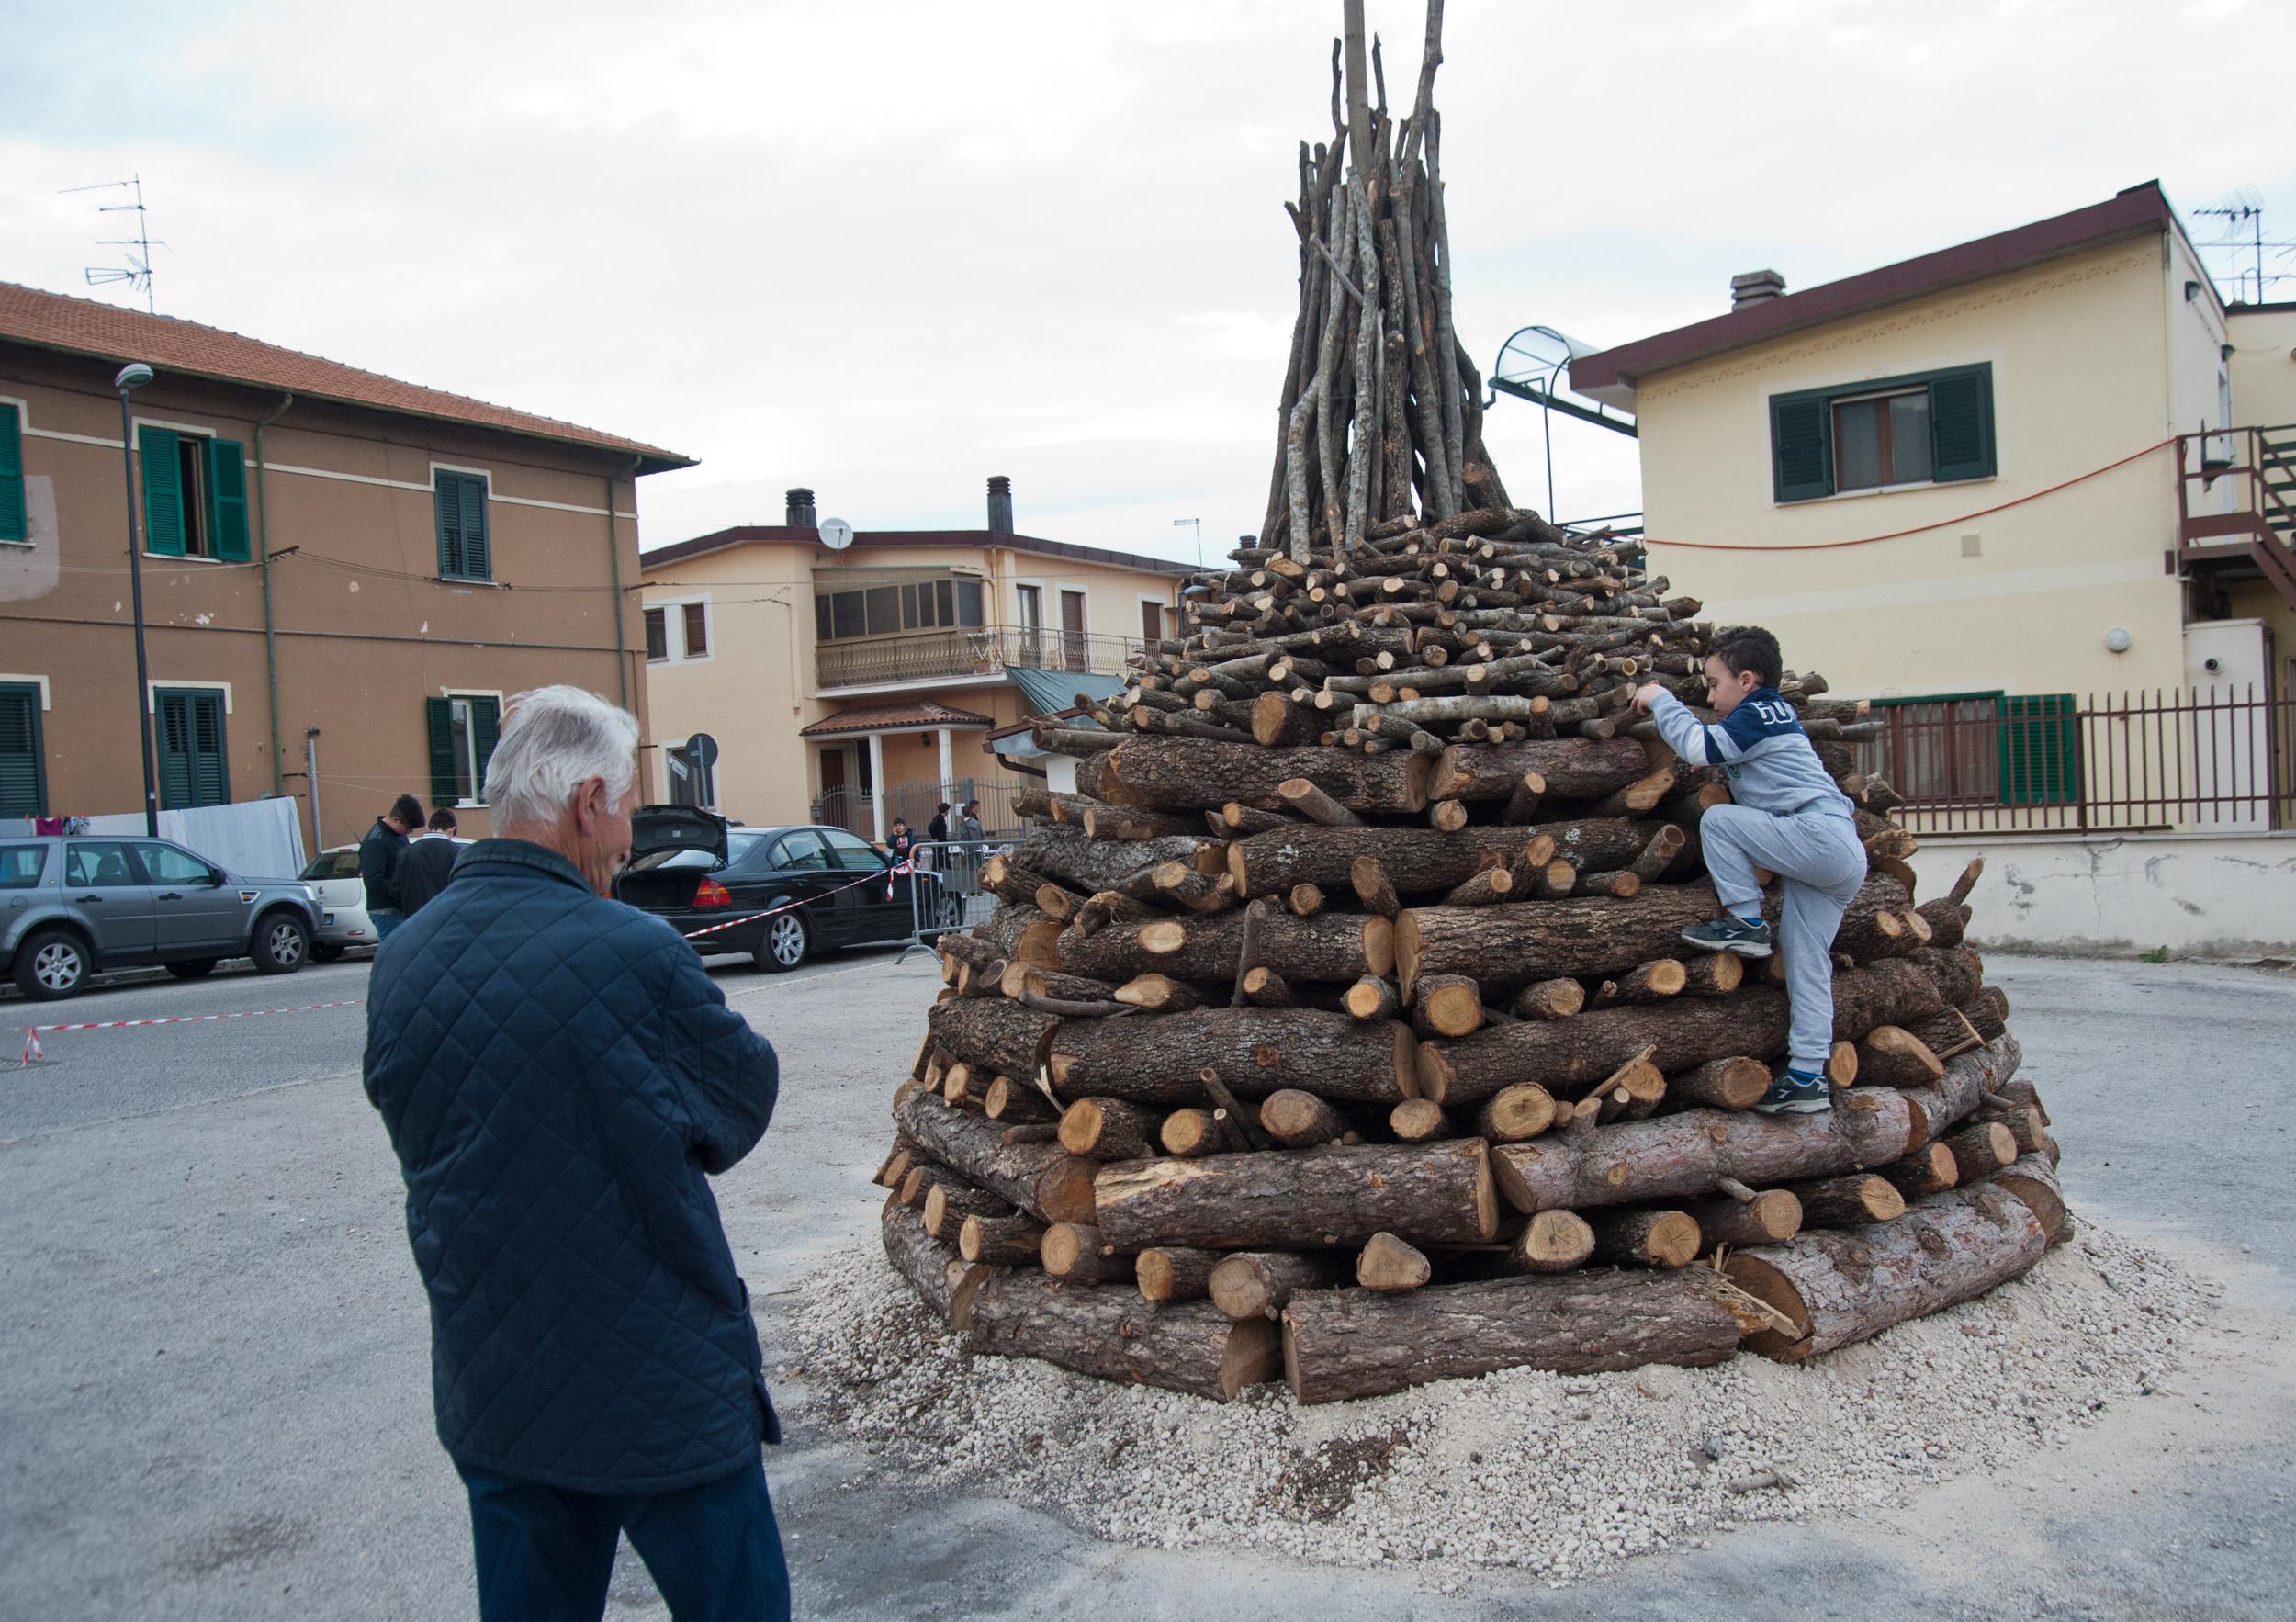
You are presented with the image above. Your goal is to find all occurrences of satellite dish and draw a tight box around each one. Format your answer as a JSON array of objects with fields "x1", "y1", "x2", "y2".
[{"x1": 819, "y1": 517, "x2": 854, "y2": 551}]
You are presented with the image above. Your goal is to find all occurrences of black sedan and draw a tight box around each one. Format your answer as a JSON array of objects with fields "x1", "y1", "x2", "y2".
[{"x1": 615, "y1": 810, "x2": 957, "y2": 972}]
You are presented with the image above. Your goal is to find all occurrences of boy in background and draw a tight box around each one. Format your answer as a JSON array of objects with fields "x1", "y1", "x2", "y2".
[{"x1": 1634, "y1": 627, "x2": 1866, "y2": 1114}]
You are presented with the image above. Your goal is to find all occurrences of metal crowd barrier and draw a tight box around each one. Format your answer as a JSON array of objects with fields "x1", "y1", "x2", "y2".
[{"x1": 896, "y1": 838, "x2": 1004, "y2": 961}]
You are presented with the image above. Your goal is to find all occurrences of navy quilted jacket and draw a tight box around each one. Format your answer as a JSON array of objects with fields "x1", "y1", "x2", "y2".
[{"x1": 363, "y1": 838, "x2": 781, "y2": 1495}]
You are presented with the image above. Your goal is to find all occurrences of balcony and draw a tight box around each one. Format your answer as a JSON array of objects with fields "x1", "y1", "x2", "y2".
[
  {"x1": 815, "y1": 624, "x2": 1142, "y2": 693},
  {"x1": 2173, "y1": 424, "x2": 2296, "y2": 612}
]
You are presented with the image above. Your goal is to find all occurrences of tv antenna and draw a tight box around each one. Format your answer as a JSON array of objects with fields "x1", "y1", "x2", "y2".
[
  {"x1": 2194, "y1": 192, "x2": 2294, "y2": 304},
  {"x1": 62, "y1": 174, "x2": 163, "y2": 314}
]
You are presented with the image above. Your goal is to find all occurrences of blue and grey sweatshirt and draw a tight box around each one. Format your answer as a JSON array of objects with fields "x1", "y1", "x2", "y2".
[{"x1": 1648, "y1": 687, "x2": 1852, "y2": 820}]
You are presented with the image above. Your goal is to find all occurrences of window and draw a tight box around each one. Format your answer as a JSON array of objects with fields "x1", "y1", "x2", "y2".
[
  {"x1": 300, "y1": 850, "x2": 363, "y2": 881},
  {"x1": 426, "y1": 694, "x2": 501, "y2": 806},
  {"x1": 0, "y1": 844, "x2": 47, "y2": 888},
  {"x1": 138, "y1": 427, "x2": 250, "y2": 561},
  {"x1": 136, "y1": 842, "x2": 216, "y2": 886},
  {"x1": 814, "y1": 575, "x2": 988, "y2": 643},
  {"x1": 820, "y1": 828, "x2": 883, "y2": 867},
  {"x1": 645, "y1": 607, "x2": 669, "y2": 662},
  {"x1": 433, "y1": 469, "x2": 491, "y2": 581},
  {"x1": 1769, "y1": 365, "x2": 1994, "y2": 502},
  {"x1": 64, "y1": 841, "x2": 140, "y2": 888},
  {"x1": 154, "y1": 688, "x2": 229, "y2": 809},
  {"x1": 0, "y1": 403, "x2": 26, "y2": 544},
  {"x1": 1015, "y1": 583, "x2": 1044, "y2": 662},
  {"x1": 0, "y1": 682, "x2": 43, "y2": 817},
  {"x1": 771, "y1": 830, "x2": 833, "y2": 871},
  {"x1": 681, "y1": 602, "x2": 709, "y2": 659},
  {"x1": 1858, "y1": 691, "x2": 2078, "y2": 807}
]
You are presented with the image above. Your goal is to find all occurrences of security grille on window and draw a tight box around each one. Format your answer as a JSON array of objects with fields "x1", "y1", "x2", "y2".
[
  {"x1": 138, "y1": 427, "x2": 251, "y2": 561},
  {"x1": 1769, "y1": 365, "x2": 1995, "y2": 502},
  {"x1": 427, "y1": 694, "x2": 501, "y2": 806},
  {"x1": 433, "y1": 470, "x2": 491, "y2": 580}
]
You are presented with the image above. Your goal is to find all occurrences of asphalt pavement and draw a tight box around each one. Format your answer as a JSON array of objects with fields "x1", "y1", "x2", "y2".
[{"x1": 1, "y1": 948, "x2": 2290, "y2": 1620}]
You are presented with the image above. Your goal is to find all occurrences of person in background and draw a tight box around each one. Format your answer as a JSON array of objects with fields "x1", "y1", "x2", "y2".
[
  {"x1": 957, "y1": 800, "x2": 984, "y2": 845},
  {"x1": 364, "y1": 685, "x2": 788, "y2": 1621},
  {"x1": 360, "y1": 794, "x2": 423, "y2": 941},
  {"x1": 924, "y1": 801, "x2": 951, "y2": 873},
  {"x1": 884, "y1": 817, "x2": 917, "y2": 865},
  {"x1": 394, "y1": 807, "x2": 463, "y2": 918}
]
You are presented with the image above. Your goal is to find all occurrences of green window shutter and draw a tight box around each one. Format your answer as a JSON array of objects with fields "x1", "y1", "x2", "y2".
[
  {"x1": 460, "y1": 476, "x2": 490, "y2": 580},
  {"x1": 206, "y1": 438, "x2": 251, "y2": 561},
  {"x1": 189, "y1": 693, "x2": 229, "y2": 806},
  {"x1": 1998, "y1": 694, "x2": 2077, "y2": 805},
  {"x1": 471, "y1": 697, "x2": 501, "y2": 801},
  {"x1": 426, "y1": 697, "x2": 457, "y2": 806},
  {"x1": 1770, "y1": 392, "x2": 1832, "y2": 502},
  {"x1": 0, "y1": 406, "x2": 26, "y2": 544},
  {"x1": 0, "y1": 684, "x2": 43, "y2": 817},
  {"x1": 433, "y1": 471, "x2": 463, "y2": 577},
  {"x1": 1929, "y1": 365, "x2": 1996, "y2": 483},
  {"x1": 140, "y1": 427, "x2": 186, "y2": 556},
  {"x1": 156, "y1": 692, "x2": 193, "y2": 808}
]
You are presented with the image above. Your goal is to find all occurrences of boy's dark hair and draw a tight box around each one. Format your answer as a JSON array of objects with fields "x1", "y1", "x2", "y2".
[
  {"x1": 427, "y1": 808, "x2": 459, "y2": 832},
  {"x1": 390, "y1": 794, "x2": 425, "y2": 828},
  {"x1": 1710, "y1": 626, "x2": 1783, "y2": 690}
]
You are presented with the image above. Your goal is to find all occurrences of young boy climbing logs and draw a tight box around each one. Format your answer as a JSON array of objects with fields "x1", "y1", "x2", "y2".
[{"x1": 1633, "y1": 626, "x2": 1868, "y2": 1115}]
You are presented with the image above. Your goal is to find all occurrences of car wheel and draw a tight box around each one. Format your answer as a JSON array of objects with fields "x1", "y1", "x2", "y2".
[
  {"x1": 310, "y1": 943, "x2": 346, "y2": 963},
  {"x1": 753, "y1": 912, "x2": 810, "y2": 974},
  {"x1": 166, "y1": 959, "x2": 219, "y2": 980},
  {"x1": 252, "y1": 910, "x2": 310, "y2": 974},
  {"x1": 13, "y1": 929, "x2": 91, "y2": 1000},
  {"x1": 935, "y1": 893, "x2": 964, "y2": 931}
]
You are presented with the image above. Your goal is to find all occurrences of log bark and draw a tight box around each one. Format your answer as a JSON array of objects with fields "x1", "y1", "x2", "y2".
[
  {"x1": 1280, "y1": 1267, "x2": 1769, "y2": 1402},
  {"x1": 1015, "y1": 824, "x2": 1215, "y2": 895},
  {"x1": 1899, "y1": 1035, "x2": 2022, "y2": 1146},
  {"x1": 1356, "y1": 1232, "x2": 1432, "y2": 1290},
  {"x1": 923, "y1": 1180, "x2": 1015, "y2": 1242},
  {"x1": 1095, "y1": 1139, "x2": 1499, "y2": 1250},
  {"x1": 1942, "y1": 1120, "x2": 2017, "y2": 1181},
  {"x1": 1723, "y1": 1180, "x2": 2050, "y2": 1362},
  {"x1": 1049, "y1": 1007, "x2": 1414, "y2": 1106},
  {"x1": 1388, "y1": 1098, "x2": 1456, "y2": 1142},
  {"x1": 1588, "y1": 1208, "x2": 1702, "y2": 1267},
  {"x1": 1429, "y1": 738, "x2": 1651, "y2": 802},
  {"x1": 894, "y1": 1088, "x2": 1099, "y2": 1226},
  {"x1": 1855, "y1": 1025, "x2": 1945, "y2": 1087},
  {"x1": 1260, "y1": 1087, "x2": 1349, "y2": 1148},
  {"x1": 1492, "y1": 1209, "x2": 1596, "y2": 1274},
  {"x1": 1668, "y1": 1055, "x2": 1770, "y2": 1111},
  {"x1": 926, "y1": 997, "x2": 1058, "y2": 1084},
  {"x1": 1113, "y1": 974, "x2": 1208, "y2": 1013},
  {"x1": 1058, "y1": 908, "x2": 1392, "y2": 986},
  {"x1": 1475, "y1": 1081, "x2": 1558, "y2": 1142},
  {"x1": 1348, "y1": 854, "x2": 1401, "y2": 917},
  {"x1": 1344, "y1": 975, "x2": 1402, "y2": 1021},
  {"x1": 1398, "y1": 882, "x2": 1730, "y2": 992},
  {"x1": 882, "y1": 1201, "x2": 964, "y2": 1322},
  {"x1": 1683, "y1": 1188, "x2": 1803, "y2": 1247},
  {"x1": 1411, "y1": 974, "x2": 1484, "y2": 1037},
  {"x1": 1041, "y1": 1222, "x2": 1133, "y2": 1285},
  {"x1": 964, "y1": 1270, "x2": 1280, "y2": 1401},
  {"x1": 1210, "y1": 1251, "x2": 1347, "y2": 1319},
  {"x1": 1161, "y1": 1107, "x2": 1248, "y2": 1158},
  {"x1": 1511, "y1": 977, "x2": 1585, "y2": 1020},
  {"x1": 1058, "y1": 1098, "x2": 1165, "y2": 1161},
  {"x1": 1969, "y1": 1152, "x2": 2071, "y2": 1245},
  {"x1": 1135, "y1": 1245, "x2": 1223, "y2": 1303},
  {"x1": 1680, "y1": 953, "x2": 1744, "y2": 997},
  {"x1": 960, "y1": 1212, "x2": 1047, "y2": 1266},
  {"x1": 1491, "y1": 1087, "x2": 1915, "y2": 1211},
  {"x1": 1228, "y1": 823, "x2": 1569, "y2": 898},
  {"x1": 1103, "y1": 737, "x2": 1432, "y2": 815},
  {"x1": 1879, "y1": 1141, "x2": 1960, "y2": 1198},
  {"x1": 1787, "y1": 1172, "x2": 1906, "y2": 1228}
]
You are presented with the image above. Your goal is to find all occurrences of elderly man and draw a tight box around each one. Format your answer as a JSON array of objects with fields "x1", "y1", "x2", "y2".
[{"x1": 364, "y1": 685, "x2": 789, "y2": 1621}]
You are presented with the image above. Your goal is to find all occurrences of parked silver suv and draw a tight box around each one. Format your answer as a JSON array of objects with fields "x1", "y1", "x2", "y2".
[{"x1": 0, "y1": 835, "x2": 321, "y2": 1000}]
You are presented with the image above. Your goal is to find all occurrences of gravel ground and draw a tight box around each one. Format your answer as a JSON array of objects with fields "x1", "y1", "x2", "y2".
[{"x1": 784, "y1": 1215, "x2": 2214, "y2": 1583}]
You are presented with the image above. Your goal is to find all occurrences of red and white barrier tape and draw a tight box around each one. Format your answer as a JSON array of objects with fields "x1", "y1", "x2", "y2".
[
  {"x1": 676, "y1": 859, "x2": 918, "y2": 941},
  {"x1": 19, "y1": 997, "x2": 368, "y2": 1064}
]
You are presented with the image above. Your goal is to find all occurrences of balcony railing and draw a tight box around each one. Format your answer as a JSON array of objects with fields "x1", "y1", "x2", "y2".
[
  {"x1": 2174, "y1": 423, "x2": 2296, "y2": 608},
  {"x1": 816, "y1": 624, "x2": 1142, "y2": 690},
  {"x1": 1854, "y1": 687, "x2": 2296, "y2": 836}
]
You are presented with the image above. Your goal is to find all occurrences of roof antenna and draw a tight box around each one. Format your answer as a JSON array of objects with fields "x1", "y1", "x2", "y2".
[{"x1": 62, "y1": 174, "x2": 163, "y2": 314}]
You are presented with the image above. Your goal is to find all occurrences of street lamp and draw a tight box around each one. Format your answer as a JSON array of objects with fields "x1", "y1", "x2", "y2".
[
  {"x1": 115, "y1": 362, "x2": 159, "y2": 835},
  {"x1": 1171, "y1": 515, "x2": 1202, "y2": 569}
]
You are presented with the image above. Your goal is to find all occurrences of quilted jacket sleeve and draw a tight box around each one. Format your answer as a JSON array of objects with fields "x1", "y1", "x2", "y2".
[{"x1": 658, "y1": 940, "x2": 779, "y2": 1175}]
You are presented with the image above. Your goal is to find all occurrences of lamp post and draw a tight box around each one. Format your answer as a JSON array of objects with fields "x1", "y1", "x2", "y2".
[
  {"x1": 1170, "y1": 515, "x2": 1202, "y2": 569},
  {"x1": 114, "y1": 362, "x2": 159, "y2": 835}
]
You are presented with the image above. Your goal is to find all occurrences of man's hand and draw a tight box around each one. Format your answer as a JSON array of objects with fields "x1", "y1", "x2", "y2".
[{"x1": 1632, "y1": 681, "x2": 1668, "y2": 715}]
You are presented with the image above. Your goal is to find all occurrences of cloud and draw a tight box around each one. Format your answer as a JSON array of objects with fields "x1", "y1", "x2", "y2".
[{"x1": 6, "y1": 0, "x2": 2292, "y2": 561}]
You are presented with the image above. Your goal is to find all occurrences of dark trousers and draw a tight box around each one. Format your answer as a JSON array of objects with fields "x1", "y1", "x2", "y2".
[{"x1": 457, "y1": 1455, "x2": 790, "y2": 1622}]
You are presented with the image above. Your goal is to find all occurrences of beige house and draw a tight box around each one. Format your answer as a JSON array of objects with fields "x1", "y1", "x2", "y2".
[
  {"x1": 1568, "y1": 182, "x2": 2295, "y2": 831},
  {"x1": 637, "y1": 481, "x2": 1189, "y2": 838}
]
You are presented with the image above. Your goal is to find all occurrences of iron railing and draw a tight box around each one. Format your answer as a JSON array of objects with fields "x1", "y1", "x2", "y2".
[
  {"x1": 816, "y1": 625, "x2": 1142, "y2": 690},
  {"x1": 814, "y1": 777, "x2": 1036, "y2": 846},
  {"x1": 2173, "y1": 424, "x2": 2296, "y2": 606},
  {"x1": 1854, "y1": 687, "x2": 2296, "y2": 836}
]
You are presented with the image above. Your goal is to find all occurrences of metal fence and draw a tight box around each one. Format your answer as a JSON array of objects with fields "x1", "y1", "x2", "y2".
[
  {"x1": 899, "y1": 838, "x2": 1004, "y2": 959},
  {"x1": 816, "y1": 625, "x2": 1144, "y2": 690},
  {"x1": 1853, "y1": 687, "x2": 2296, "y2": 835},
  {"x1": 815, "y1": 778, "x2": 1036, "y2": 845}
]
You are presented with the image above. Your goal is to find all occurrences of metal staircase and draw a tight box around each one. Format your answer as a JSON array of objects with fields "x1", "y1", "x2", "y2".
[{"x1": 2175, "y1": 424, "x2": 2296, "y2": 614}]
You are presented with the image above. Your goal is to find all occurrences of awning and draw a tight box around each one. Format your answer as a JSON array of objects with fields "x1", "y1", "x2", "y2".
[
  {"x1": 798, "y1": 701, "x2": 994, "y2": 739},
  {"x1": 1006, "y1": 665, "x2": 1128, "y2": 718}
]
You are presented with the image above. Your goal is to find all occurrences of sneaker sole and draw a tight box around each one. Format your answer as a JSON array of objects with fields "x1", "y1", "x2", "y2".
[
  {"x1": 1682, "y1": 929, "x2": 1772, "y2": 959},
  {"x1": 1751, "y1": 1098, "x2": 1832, "y2": 1115}
]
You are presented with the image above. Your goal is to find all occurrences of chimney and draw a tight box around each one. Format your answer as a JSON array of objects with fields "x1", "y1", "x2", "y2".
[
  {"x1": 784, "y1": 487, "x2": 817, "y2": 528},
  {"x1": 1729, "y1": 269, "x2": 1786, "y2": 310},
  {"x1": 985, "y1": 475, "x2": 1014, "y2": 535}
]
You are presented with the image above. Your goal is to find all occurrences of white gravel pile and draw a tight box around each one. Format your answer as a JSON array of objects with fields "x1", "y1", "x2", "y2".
[{"x1": 780, "y1": 1221, "x2": 2214, "y2": 1579}]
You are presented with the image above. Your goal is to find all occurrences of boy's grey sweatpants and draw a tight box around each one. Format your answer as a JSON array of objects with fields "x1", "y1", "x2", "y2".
[{"x1": 1697, "y1": 803, "x2": 1868, "y2": 1073}]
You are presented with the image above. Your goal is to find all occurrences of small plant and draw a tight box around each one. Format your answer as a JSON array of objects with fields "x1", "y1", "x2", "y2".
[{"x1": 2139, "y1": 945, "x2": 2170, "y2": 964}]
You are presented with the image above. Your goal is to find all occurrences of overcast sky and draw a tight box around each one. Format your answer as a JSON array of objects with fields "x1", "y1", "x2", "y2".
[{"x1": 7, "y1": 0, "x2": 2292, "y2": 565}]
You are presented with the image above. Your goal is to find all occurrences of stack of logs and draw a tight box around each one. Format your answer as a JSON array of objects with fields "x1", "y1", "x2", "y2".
[
  {"x1": 871, "y1": 503, "x2": 2067, "y2": 1402},
  {"x1": 870, "y1": 2, "x2": 2068, "y2": 1405}
]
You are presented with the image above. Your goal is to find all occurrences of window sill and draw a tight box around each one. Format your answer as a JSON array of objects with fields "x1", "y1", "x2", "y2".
[
  {"x1": 144, "y1": 551, "x2": 234, "y2": 565},
  {"x1": 0, "y1": 538, "x2": 33, "y2": 549},
  {"x1": 438, "y1": 574, "x2": 502, "y2": 588},
  {"x1": 1777, "y1": 475, "x2": 1996, "y2": 509}
]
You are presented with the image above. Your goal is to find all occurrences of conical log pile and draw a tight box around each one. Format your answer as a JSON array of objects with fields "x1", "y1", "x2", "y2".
[{"x1": 868, "y1": 2, "x2": 2067, "y2": 1404}]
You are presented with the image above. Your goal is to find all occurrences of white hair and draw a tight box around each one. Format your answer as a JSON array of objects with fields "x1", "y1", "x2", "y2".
[{"x1": 484, "y1": 685, "x2": 641, "y2": 828}]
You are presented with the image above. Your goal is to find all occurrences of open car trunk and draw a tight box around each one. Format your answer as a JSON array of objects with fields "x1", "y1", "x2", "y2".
[{"x1": 616, "y1": 805, "x2": 731, "y2": 909}]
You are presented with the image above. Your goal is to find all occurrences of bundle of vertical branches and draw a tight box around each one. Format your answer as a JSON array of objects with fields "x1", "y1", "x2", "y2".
[{"x1": 869, "y1": 0, "x2": 2066, "y2": 1409}]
